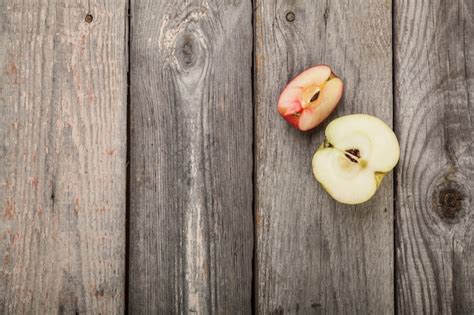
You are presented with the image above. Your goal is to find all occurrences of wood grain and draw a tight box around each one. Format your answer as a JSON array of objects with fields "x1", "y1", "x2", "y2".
[
  {"x1": 394, "y1": 0, "x2": 474, "y2": 313},
  {"x1": 254, "y1": 0, "x2": 394, "y2": 313},
  {"x1": 0, "y1": 0, "x2": 127, "y2": 313},
  {"x1": 128, "y1": 0, "x2": 253, "y2": 313}
]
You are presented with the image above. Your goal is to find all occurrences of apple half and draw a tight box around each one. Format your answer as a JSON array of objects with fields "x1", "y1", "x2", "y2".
[
  {"x1": 278, "y1": 65, "x2": 344, "y2": 131},
  {"x1": 312, "y1": 114, "x2": 400, "y2": 204}
]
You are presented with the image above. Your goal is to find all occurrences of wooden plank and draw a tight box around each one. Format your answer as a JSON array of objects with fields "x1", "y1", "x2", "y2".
[
  {"x1": 0, "y1": 1, "x2": 127, "y2": 313},
  {"x1": 128, "y1": 0, "x2": 253, "y2": 313},
  {"x1": 254, "y1": 0, "x2": 394, "y2": 313},
  {"x1": 394, "y1": 0, "x2": 474, "y2": 313}
]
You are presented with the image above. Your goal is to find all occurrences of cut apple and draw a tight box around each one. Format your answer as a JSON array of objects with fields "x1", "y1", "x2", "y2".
[
  {"x1": 312, "y1": 114, "x2": 400, "y2": 204},
  {"x1": 278, "y1": 65, "x2": 343, "y2": 131}
]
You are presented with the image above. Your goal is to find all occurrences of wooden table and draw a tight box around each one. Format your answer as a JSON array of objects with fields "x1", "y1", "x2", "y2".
[{"x1": 1, "y1": 0, "x2": 472, "y2": 314}]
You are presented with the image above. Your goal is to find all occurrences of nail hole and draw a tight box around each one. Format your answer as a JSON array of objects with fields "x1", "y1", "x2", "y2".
[
  {"x1": 85, "y1": 14, "x2": 93, "y2": 23},
  {"x1": 285, "y1": 11, "x2": 295, "y2": 22}
]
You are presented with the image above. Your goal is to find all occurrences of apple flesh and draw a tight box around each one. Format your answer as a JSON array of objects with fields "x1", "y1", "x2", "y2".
[
  {"x1": 312, "y1": 114, "x2": 400, "y2": 204},
  {"x1": 278, "y1": 65, "x2": 344, "y2": 131}
]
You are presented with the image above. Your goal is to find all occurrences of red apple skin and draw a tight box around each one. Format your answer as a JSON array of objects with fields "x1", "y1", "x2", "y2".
[
  {"x1": 277, "y1": 65, "x2": 344, "y2": 131},
  {"x1": 281, "y1": 111, "x2": 300, "y2": 129}
]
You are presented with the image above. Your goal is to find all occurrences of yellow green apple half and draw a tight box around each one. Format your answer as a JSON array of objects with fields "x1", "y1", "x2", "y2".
[{"x1": 312, "y1": 114, "x2": 400, "y2": 204}]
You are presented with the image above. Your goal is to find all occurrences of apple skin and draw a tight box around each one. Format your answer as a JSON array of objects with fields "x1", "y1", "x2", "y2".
[{"x1": 278, "y1": 65, "x2": 344, "y2": 131}]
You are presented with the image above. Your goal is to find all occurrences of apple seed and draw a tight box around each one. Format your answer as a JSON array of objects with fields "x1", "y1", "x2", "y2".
[
  {"x1": 310, "y1": 89, "x2": 321, "y2": 102},
  {"x1": 345, "y1": 148, "x2": 361, "y2": 158},
  {"x1": 344, "y1": 153, "x2": 358, "y2": 163}
]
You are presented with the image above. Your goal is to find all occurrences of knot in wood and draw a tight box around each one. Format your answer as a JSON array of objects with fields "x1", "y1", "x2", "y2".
[
  {"x1": 438, "y1": 188, "x2": 463, "y2": 219},
  {"x1": 175, "y1": 33, "x2": 197, "y2": 69},
  {"x1": 431, "y1": 176, "x2": 468, "y2": 223}
]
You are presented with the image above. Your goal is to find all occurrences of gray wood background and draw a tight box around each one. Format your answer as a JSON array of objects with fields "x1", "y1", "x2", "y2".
[
  {"x1": 129, "y1": 0, "x2": 253, "y2": 313},
  {"x1": 394, "y1": 0, "x2": 474, "y2": 313},
  {"x1": 0, "y1": 0, "x2": 472, "y2": 314},
  {"x1": 1, "y1": 0, "x2": 127, "y2": 314}
]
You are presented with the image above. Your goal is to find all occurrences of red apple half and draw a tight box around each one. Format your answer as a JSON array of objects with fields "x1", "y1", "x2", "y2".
[{"x1": 277, "y1": 65, "x2": 344, "y2": 131}]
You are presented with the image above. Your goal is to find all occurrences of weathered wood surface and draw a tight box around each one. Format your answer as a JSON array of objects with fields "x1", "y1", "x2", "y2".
[
  {"x1": 128, "y1": 0, "x2": 253, "y2": 313},
  {"x1": 1, "y1": 0, "x2": 473, "y2": 313},
  {"x1": 395, "y1": 0, "x2": 474, "y2": 313},
  {"x1": 254, "y1": 0, "x2": 394, "y2": 313},
  {"x1": 0, "y1": 0, "x2": 127, "y2": 313}
]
